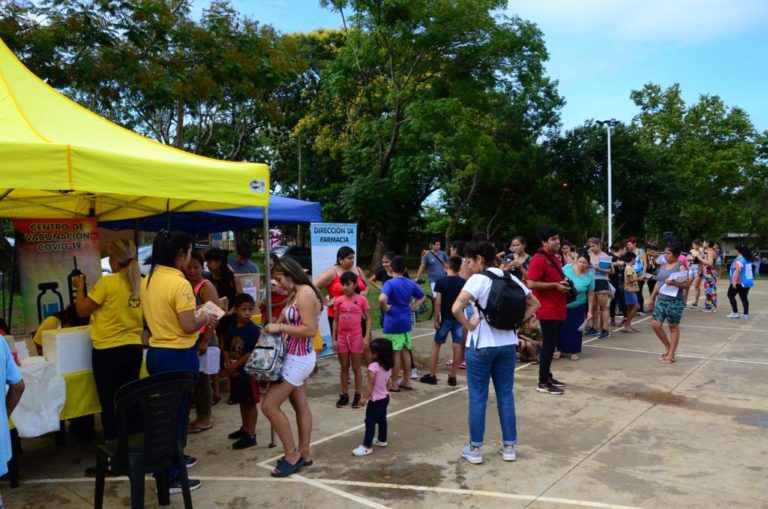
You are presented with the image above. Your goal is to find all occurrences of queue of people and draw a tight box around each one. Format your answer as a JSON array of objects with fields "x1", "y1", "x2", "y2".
[{"x1": 4, "y1": 228, "x2": 760, "y2": 496}]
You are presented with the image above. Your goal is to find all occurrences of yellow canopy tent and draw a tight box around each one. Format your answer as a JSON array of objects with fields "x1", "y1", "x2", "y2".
[{"x1": 0, "y1": 38, "x2": 269, "y2": 220}]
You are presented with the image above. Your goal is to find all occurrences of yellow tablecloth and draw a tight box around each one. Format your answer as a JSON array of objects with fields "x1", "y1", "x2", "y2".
[{"x1": 59, "y1": 369, "x2": 102, "y2": 420}]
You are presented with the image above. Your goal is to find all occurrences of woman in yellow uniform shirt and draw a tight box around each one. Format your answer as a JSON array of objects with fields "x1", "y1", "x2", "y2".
[
  {"x1": 141, "y1": 231, "x2": 217, "y2": 493},
  {"x1": 74, "y1": 239, "x2": 143, "y2": 442}
]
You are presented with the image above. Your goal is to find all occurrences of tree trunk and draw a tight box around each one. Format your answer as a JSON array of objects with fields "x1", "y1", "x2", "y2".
[
  {"x1": 174, "y1": 98, "x2": 184, "y2": 148},
  {"x1": 369, "y1": 231, "x2": 386, "y2": 274}
]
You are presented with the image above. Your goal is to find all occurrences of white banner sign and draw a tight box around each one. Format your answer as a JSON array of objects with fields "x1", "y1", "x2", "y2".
[{"x1": 310, "y1": 223, "x2": 358, "y2": 357}]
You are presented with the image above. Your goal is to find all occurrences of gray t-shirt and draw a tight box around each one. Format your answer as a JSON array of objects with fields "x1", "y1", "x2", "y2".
[
  {"x1": 656, "y1": 262, "x2": 684, "y2": 300},
  {"x1": 590, "y1": 253, "x2": 613, "y2": 281},
  {"x1": 229, "y1": 257, "x2": 260, "y2": 274},
  {"x1": 422, "y1": 250, "x2": 448, "y2": 282}
]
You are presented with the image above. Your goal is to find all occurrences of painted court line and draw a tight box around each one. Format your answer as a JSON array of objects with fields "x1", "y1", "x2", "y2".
[
  {"x1": 258, "y1": 361, "x2": 535, "y2": 467},
  {"x1": 679, "y1": 324, "x2": 768, "y2": 333},
  {"x1": 583, "y1": 344, "x2": 768, "y2": 366},
  {"x1": 20, "y1": 476, "x2": 642, "y2": 509}
]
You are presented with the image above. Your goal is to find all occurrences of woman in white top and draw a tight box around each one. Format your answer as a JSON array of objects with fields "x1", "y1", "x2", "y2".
[{"x1": 452, "y1": 241, "x2": 539, "y2": 465}]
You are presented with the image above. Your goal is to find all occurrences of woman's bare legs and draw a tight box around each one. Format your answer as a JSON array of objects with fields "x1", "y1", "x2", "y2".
[{"x1": 261, "y1": 382, "x2": 301, "y2": 470}]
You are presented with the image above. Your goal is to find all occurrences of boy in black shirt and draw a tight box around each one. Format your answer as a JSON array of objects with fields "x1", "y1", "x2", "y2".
[
  {"x1": 223, "y1": 294, "x2": 261, "y2": 450},
  {"x1": 420, "y1": 256, "x2": 466, "y2": 386}
]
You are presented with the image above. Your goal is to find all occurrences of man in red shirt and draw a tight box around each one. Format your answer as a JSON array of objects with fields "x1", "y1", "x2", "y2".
[{"x1": 526, "y1": 225, "x2": 570, "y2": 395}]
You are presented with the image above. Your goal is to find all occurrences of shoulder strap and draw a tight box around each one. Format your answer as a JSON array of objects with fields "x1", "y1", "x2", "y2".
[
  {"x1": 193, "y1": 279, "x2": 208, "y2": 296},
  {"x1": 535, "y1": 252, "x2": 566, "y2": 279}
]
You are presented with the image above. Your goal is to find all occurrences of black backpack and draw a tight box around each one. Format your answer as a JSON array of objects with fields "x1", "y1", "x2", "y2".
[{"x1": 474, "y1": 270, "x2": 527, "y2": 330}]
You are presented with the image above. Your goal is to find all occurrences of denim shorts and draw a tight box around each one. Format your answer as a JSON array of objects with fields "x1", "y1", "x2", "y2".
[
  {"x1": 434, "y1": 318, "x2": 464, "y2": 345},
  {"x1": 624, "y1": 291, "x2": 638, "y2": 306},
  {"x1": 652, "y1": 296, "x2": 684, "y2": 325}
]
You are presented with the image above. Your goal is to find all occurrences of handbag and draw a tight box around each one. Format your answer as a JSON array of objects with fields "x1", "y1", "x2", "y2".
[{"x1": 244, "y1": 332, "x2": 286, "y2": 382}]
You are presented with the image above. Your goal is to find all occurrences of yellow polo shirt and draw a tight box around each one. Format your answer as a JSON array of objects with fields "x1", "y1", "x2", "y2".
[
  {"x1": 88, "y1": 273, "x2": 143, "y2": 350},
  {"x1": 33, "y1": 315, "x2": 60, "y2": 347},
  {"x1": 141, "y1": 266, "x2": 197, "y2": 349}
]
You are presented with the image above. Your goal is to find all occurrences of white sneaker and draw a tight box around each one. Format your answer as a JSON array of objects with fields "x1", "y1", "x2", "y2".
[
  {"x1": 410, "y1": 368, "x2": 419, "y2": 380},
  {"x1": 372, "y1": 439, "x2": 388, "y2": 447},
  {"x1": 352, "y1": 445, "x2": 373, "y2": 456},
  {"x1": 726, "y1": 312, "x2": 741, "y2": 319},
  {"x1": 461, "y1": 444, "x2": 483, "y2": 464},
  {"x1": 500, "y1": 444, "x2": 517, "y2": 462},
  {"x1": 741, "y1": 314, "x2": 750, "y2": 320}
]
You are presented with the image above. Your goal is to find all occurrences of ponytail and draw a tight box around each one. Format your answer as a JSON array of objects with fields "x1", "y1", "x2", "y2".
[
  {"x1": 148, "y1": 230, "x2": 192, "y2": 287},
  {"x1": 106, "y1": 238, "x2": 141, "y2": 300}
]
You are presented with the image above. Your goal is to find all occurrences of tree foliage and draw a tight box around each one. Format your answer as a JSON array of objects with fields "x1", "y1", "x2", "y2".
[{"x1": 2, "y1": 1, "x2": 766, "y2": 256}]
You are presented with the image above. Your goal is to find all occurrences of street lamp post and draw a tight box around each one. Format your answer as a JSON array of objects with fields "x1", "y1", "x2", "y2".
[{"x1": 596, "y1": 119, "x2": 618, "y2": 248}]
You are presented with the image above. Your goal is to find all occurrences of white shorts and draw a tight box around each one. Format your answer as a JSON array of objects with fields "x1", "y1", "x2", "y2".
[{"x1": 281, "y1": 351, "x2": 316, "y2": 387}]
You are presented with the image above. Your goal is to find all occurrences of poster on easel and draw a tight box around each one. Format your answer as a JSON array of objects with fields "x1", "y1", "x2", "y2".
[
  {"x1": 13, "y1": 218, "x2": 101, "y2": 333},
  {"x1": 310, "y1": 223, "x2": 358, "y2": 358}
]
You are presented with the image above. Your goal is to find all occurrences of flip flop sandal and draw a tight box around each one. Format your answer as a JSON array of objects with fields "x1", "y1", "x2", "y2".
[
  {"x1": 398, "y1": 383, "x2": 414, "y2": 390},
  {"x1": 271, "y1": 457, "x2": 305, "y2": 478},
  {"x1": 187, "y1": 424, "x2": 213, "y2": 434},
  {"x1": 302, "y1": 458, "x2": 314, "y2": 467},
  {"x1": 389, "y1": 386, "x2": 401, "y2": 393}
]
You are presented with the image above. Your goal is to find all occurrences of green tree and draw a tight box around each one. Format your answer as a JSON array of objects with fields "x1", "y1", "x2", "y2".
[
  {"x1": 304, "y1": 0, "x2": 561, "y2": 263},
  {"x1": 631, "y1": 83, "x2": 759, "y2": 242}
]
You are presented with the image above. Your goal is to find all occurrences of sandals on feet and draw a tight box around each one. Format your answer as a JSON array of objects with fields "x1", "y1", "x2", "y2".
[
  {"x1": 271, "y1": 456, "x2": 305, "y2": 478},
  {"x1": 570, "y1": 354, "x2": 580, "y2": 361}
]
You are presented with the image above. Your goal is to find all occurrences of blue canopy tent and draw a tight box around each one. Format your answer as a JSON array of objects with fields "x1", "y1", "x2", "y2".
[{"x1": 100, "y1": 195, "x2": 321, "y2": 233}]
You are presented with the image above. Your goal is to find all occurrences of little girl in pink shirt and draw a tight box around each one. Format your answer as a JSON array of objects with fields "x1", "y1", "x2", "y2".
[{"x1": 352, "y1": 338, "x2": 394, "y2": 456}]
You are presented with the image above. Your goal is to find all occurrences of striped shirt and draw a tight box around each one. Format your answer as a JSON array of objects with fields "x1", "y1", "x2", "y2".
[{"x1": 283, "y1": 304, "x2": 313, "y2": 355}]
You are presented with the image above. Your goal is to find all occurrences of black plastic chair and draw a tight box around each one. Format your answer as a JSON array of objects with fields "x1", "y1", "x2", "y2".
[{"x1": 94, "y1": 371, "x2": 195, "y2": 509}]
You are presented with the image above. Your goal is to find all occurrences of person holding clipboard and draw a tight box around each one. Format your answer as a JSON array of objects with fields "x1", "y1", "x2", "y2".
[{"x1": 647, "y1": 243, "x2": 691, "y2": 364}]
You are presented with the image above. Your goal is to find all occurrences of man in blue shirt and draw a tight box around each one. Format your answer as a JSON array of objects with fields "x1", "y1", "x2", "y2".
[
  {"x1": 0, "y1": 336, "x2": 24, "y2": 503},
  {"x1": 415, "y1": 240, "x2": 448, "y2": 295},
  {"x1": 229, "y1": 243, "x2": 260, "y2": 274}
]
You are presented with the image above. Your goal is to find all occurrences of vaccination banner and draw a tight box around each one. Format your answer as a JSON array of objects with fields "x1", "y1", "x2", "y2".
[
  {"x1": 13, "y1": 218, "x2": 101, "y2": 333},
  {"x1": 310, "y1": 223, "x2": 358, "y2": 358}
]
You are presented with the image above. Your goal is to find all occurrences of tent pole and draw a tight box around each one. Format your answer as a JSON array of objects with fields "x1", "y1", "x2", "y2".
[
  {"x1": 7, "y1": 240, "x2": 17, "y2": 334},
  {"x1": 263, "y1": 206, "x2": 272, "y2": 321},
  {"x1": 262, "y1": 204, "x2": 277, "y2": 448}
]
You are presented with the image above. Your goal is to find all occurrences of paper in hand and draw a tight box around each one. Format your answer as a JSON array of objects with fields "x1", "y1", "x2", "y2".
[{"x1": 195, "y1": 300, "x2": 226, "y2": 321}]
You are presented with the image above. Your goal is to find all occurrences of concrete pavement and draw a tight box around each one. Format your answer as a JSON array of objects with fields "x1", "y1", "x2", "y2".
[{"x1": 4, "y1": 283, "x2": 767, "y2": 508}]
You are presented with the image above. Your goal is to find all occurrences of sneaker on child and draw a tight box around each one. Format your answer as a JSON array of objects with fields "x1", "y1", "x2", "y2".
[
  {"x1": 372, "y1": 438, "x2": 388, "y2": 447},
  {"x1": 228, "y1": 428, "x2": 249, "y2": 440},
  {"x1": 352, "y1": 445, "x2": 373, "y2": 456},
  {"x1": 336, "y1": 393, "x2": 349, "y2": 407},
  {"x1": 410, "y1": 368, "x2": 419, "y2": 380},
  {"x1": 419, "y1": 374, "x2": 437, "y2": 385},
  {"x1": 232, "y1": 436, "x2": 257, "y2": 450},
  {"x1": 726, "y1": 312, "x2": 740, "y2": 319}
]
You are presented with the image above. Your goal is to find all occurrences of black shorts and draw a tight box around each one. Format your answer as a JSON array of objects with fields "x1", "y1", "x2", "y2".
[
  {"x1": 594, "y1": 279, "x2": 611, "y2": 293},
  {"x1": 230, "y1": 373, "x2": 259, "y2": 405}
]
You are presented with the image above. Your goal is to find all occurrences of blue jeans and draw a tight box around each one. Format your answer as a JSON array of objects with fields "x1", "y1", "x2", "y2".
[
  {"x1": 465, "y1": 342, "x2": 517, "y2": 448},
  {"x1": 147, "y1": 345, "x2": 199, "y2": 481},
  {"x1": 434, "y1": 318, "x2": 464, "y2": 344}
]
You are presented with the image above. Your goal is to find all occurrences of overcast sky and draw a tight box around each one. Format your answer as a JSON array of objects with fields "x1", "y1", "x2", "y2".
[{"x1": 193, "y1": 0, "x2": 768, "y2": 132}]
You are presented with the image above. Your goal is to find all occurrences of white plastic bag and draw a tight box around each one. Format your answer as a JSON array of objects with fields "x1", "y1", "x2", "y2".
[
  {"x1": 13, "y1": 357, "x2": 66, "y2": 438},
  {"x1": 198, "y1": 346, "x2": 220, "y2": 375}
]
